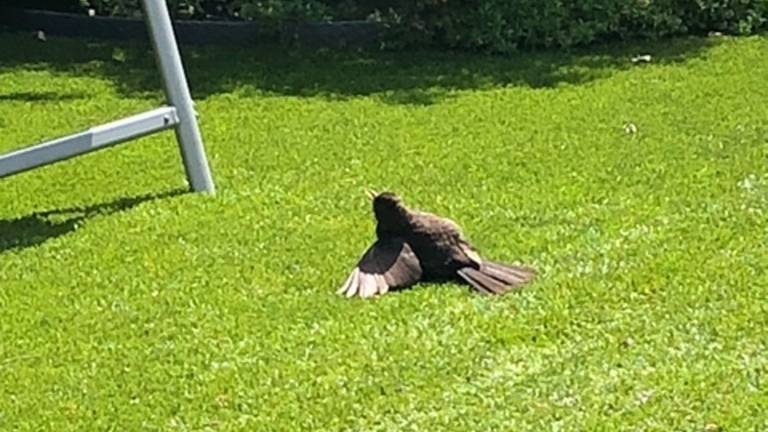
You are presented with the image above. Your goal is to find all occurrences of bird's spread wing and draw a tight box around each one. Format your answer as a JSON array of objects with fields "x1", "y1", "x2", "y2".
[
  {"x1": 459, "y1": 241, "x2": 483, "y2": 265},
  {"x1": 338, "y1": 237, "x2": 422, "y2": 298}
]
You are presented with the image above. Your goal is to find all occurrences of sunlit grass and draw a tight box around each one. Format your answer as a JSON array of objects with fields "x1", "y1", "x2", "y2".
[{"x1": 1, "y1": 31, "x2": 767, "y2": 430}]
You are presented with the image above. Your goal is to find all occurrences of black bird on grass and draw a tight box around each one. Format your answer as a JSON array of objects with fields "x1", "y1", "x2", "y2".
[{"x1": 338, "y1": 191, "x2": 536, "y2": 298}]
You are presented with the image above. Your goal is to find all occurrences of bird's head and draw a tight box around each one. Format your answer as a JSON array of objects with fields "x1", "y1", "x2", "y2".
[{"x1": 366, "y1": 190, "x2": 410, "y2": 235}]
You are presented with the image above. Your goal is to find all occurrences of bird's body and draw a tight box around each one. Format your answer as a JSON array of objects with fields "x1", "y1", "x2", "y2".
[
  {"x1": 389, "y1": 210, "x2": 474, "y2": 280},
  {"x1": 339, "y1": 192, "x2": 535, "y2": 298}
]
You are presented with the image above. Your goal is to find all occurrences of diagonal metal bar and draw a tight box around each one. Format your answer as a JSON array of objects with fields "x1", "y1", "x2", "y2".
[
  {"x1": 141, "y1": 0, "x2": 215, "y2": 194},
  {"x1": 0, "y1": 107, "x2": 179, "y2": 179}
]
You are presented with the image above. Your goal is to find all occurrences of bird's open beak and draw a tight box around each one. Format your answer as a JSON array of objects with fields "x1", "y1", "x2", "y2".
[{"x1": 365, "y1": 189, "x2": 378, "y2": 200}]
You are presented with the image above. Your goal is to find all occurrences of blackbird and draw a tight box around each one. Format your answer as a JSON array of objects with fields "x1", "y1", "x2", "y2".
[{"x1": 338, "y1": 191, "x2": 536, "y2": 298}]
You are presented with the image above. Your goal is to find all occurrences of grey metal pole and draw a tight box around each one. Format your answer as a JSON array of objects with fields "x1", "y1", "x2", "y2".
[
  {"x1": 141, "y1": 0, "x2": 215, "y2": 194},
  {"x1": 0, "y1": 107, "x2": 179, "y2": 179}
]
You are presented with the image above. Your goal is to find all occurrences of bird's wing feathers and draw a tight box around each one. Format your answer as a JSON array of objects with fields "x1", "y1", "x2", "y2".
[
  {"x1": 457, "y1": 261, "x2": 536, "y2": 295},
  {"x1": 338, "y1": 237, "x2": 423, "y2": 298},
  {"x1": 459, "y1": 241, "x2": 483, "y2": 265},
  {"x1": 412, "y1": 211, "x2": 463, "y2": 237},
  {"x1": 410, "y1": 211, "x2": 483, "y2": 268}
]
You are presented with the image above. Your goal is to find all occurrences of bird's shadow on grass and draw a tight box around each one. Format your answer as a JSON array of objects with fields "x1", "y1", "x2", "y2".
[
  {"x1": 0, "y1": 188, "x2": 185, "y2": 254},
  {"x1": 0, "y1": 30, "x2": 720, "y2": 105},
  {"x1": 386, "y1": 279, "x2": 473, "y2": 296}
]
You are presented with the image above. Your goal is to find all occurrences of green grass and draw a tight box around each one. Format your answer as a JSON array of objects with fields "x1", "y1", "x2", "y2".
[{"x1": 1, "y1": 30, "x2": 767, "y2": 430}]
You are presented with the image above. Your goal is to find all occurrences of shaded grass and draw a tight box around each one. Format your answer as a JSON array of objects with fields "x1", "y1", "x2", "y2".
[
  {"x1": 1, "y1": 31, "x2": 767, "y2": 430},
  {"x1": 0, "y1": 29, "x2": 715, "y2": 104},
  {"x1": 0, "y1": 189, "x2": 184, "y2": 253}
]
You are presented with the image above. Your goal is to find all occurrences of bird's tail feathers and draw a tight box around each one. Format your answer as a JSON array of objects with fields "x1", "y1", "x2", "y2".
[{"x1": 457, "y1": 261, "x2": 535, "y2": 295}]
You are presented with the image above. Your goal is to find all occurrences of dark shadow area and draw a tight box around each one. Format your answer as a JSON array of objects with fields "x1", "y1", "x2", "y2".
[
  {"x1": 0, "y1": 30, "x2": 719, "y2": 105},
  {"x1": 385, "y1": 280, "x2": 477, "y2": 296},
  {"x1": 0, "y1": 90, "x2": 87, "y2": 102},
  {"x1": 0, "y1": 188, "x2": 185, "y2": 254}
]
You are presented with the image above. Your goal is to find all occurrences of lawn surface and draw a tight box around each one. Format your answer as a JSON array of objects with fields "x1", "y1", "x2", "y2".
[{"x1": 1, "y1": 30, "x2": 767, "y2": 430}]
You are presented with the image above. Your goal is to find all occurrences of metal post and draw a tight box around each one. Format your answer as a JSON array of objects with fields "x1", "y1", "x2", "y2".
[{"x1": 141, "y1": 0, "x2": 215, "y2": 194}]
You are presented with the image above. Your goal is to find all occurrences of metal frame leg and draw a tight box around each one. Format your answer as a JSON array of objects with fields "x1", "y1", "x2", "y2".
[
  {"x1": 0, "y1": 1, "x2": 215, "y2": 194},
  {"x1": 0, "y1": 107, "x2": 179, "y2": 178},
  {"x1": 141, "y1": 0, "x2": 215, "y2": 194}
]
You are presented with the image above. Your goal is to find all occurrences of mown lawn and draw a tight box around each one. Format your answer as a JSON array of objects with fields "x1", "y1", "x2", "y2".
[{"x1": 1, "y1": 30, "x2": 767, "y2": 430}]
